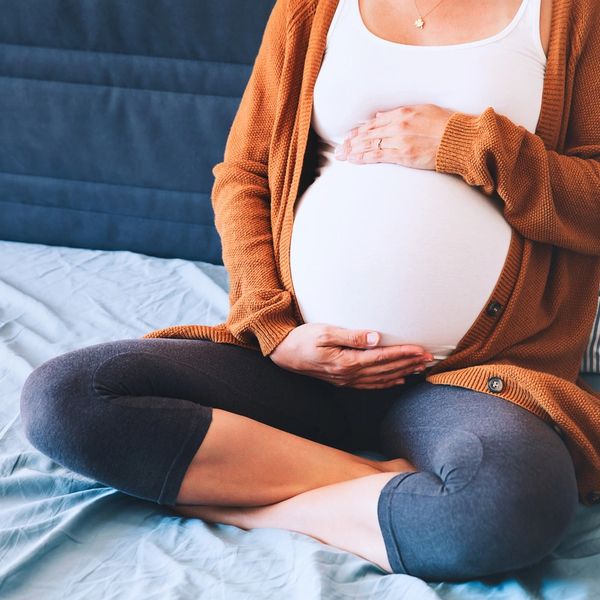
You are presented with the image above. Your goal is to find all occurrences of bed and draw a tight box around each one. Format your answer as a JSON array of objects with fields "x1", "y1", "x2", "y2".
[
  {"x1": 2, "y1": 0, "x2": 600, "y2": 597},
  {"x1": 1, "y1": 239, "x2": 600, "y2": 599}
]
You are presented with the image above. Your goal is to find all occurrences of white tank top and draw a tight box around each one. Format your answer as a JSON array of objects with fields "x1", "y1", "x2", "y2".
[{"x1": 289, "y1": 0, "x2": 546, "y2": 364}]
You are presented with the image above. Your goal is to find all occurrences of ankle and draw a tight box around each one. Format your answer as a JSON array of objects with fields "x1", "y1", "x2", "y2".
[
  {"x1": 375, "y1": 457, "x2": 417, "y2": 474},
  {"x1": 352, "y1": 460, "x2": 386, "y2": 478}
]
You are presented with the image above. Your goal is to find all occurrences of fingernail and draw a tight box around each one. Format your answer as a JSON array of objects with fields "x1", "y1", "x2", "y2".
[{"x1": 367, "y1": 332, "x2": 378, "y2": 345}]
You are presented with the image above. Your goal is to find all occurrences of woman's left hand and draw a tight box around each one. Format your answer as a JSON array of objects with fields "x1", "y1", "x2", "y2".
[{"x1": 334, "y1": 104, "x2": 458, "y2": 170}]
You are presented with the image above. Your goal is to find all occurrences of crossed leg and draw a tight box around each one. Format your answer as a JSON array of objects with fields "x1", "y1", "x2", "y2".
[
  {"x1": 174, "y1": 406, "x2": 415, "y2": 508},
  {"x1": 172, "y1": 395, "x2": 418, "y2": 573},
  {"x1": 19, "y1": 338, "x2": 577, "y2": 581},
  {"x1": 19, "y1": 336, "x2": 414, "y2": 575},
  {"x1": 173, "y1": 382, "x2": 579, "y2": 581},
  {"x1": 173, "y1": 467, "x2": 406, "y2": 573}
]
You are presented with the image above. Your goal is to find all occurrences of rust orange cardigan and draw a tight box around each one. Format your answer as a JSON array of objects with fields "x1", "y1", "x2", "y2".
[{"x1": 142, "y1": 0, "x2": 600, "y2": 504}]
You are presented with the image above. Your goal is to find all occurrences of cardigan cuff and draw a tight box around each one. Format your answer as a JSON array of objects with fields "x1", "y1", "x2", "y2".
[
  {"x1": 251, "y1": 311, "x2": 301, "y2": 357},
  {"x1": 435, "y1": 107, "x2": 495, "y2": 179},
  {"x1": 226, "y1": 289, "x2": 301, "y2": 357}
]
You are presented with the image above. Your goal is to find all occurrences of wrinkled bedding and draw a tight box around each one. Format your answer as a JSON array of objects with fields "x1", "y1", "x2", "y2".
[{"x1": 1, "y1": 239, "x2": 600, "y2": 600}]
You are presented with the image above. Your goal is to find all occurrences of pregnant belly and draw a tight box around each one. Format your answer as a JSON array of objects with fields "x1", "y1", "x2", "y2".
[{"x1": 289, "y1": 162, "x2": 512, "y2": 365}]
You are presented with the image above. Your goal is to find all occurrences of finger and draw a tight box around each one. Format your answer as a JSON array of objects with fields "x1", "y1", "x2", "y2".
[
  {"x1": 315, "y1": 326, "x2": 384, "y2": 349},
  {"x1": 326, "y1": 372, "x2": 406, "y2": 388},
  {"x1": 345, "y1": 124, "x2": 396, "y2": 151},
  {"x1": 342, "y1": 357, "x2": 425, "y2": 381},
  {"x1": 348, "y1": 138, "x2": 432, "y2": 167},
  {"x1": 346, "y1": 136, "x2": 385, "y2": 157},
  {"x1": 349, "y1": 365, "x2": 424, "y2": 384},
  {"x1": 331, "y1": 361, "x2": 425, "y2": 387},
  {"x1": 345, "y1": 136, "x2": 394, "y2": 164},
  {"x1": 353, "y1": 356, "x2": 428, "y2": 378},
  {"x1": 350, "y1": 106, "x2": 419, "y2": 138},
  {"x1": 325, "y1": 356, "x2": 428, "y2": 388},
  {"x1": 346, "y1": 378, "x2": 407, "y2": 390},
  {"x1": 340, "y1": 345, "x2": 432, "y2": 368},
  {"x1": 354, "y1": 112, "x2": 395, "y2": 133},
  {"x1": 339, "y1": 132, "x2": 388, "y2": 162}
]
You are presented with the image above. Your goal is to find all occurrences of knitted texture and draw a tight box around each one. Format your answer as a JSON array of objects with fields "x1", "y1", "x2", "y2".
[{"x1": 142, "y1": 0, "x2": 600, "y2": 504}]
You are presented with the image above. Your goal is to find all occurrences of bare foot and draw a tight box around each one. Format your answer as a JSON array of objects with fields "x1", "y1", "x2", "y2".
[{"x1": 173, "y1": 470, "x2": 407, "y2": 573}]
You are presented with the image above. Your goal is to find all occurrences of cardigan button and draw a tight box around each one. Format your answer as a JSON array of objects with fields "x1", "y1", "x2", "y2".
[
  {"x1": 587, "y1": 491, "x2": 600, "y2": 505},
  {"x1": 487, "y1": 376, "x2": 504, "y2": 393},
  {"x1": 486, "y1": 300, "x2": 503, "y2": 317}
]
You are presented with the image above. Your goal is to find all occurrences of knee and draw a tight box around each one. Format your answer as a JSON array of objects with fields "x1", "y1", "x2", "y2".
[
  {"x1": 460, "y1": 435, "x2": 580, "y2": 580},
  {"x1": 384, "y1": 464, "x2": 579, "y2": 582},
  {"x1": 445, "y1": 480, "x2": 577, "y2": 581},
  {"x1": 20, "y1": 355, "x2": 71, "y2": 454},
  {"x1": 19, "y1": 347, "x2": 101, "y2": 459}
]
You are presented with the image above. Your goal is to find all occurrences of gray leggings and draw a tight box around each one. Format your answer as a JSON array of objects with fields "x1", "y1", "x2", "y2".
[{"x1": 19, "y1": 338, "x2": 578, "y2": 582}]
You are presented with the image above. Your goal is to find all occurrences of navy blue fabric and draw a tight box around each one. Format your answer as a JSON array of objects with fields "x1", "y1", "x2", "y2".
[{"x1": 0, "y1": 0, "x2": 277, "y2": 262}]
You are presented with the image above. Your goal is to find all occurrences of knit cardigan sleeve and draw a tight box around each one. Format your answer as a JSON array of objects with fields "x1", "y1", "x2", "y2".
[
  {"x1": 210, "y1": 0, "x2": 301, "y2": 356},
  {"x1": 435, "y1": 9, "x2": 600, "y2": 257}
]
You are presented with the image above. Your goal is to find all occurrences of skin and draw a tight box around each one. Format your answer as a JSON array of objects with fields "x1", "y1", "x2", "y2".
[
  {"x1": 269, "y1": 324, "x2": 435, "y2": 390},
  {"x1": 173, "y1": 0, "x2": 554, "y2": 575}
]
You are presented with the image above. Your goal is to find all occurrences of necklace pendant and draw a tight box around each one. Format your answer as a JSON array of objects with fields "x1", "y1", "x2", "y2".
[{"x1": 414, "y1": 17, "x2": 425, "y2": 29}]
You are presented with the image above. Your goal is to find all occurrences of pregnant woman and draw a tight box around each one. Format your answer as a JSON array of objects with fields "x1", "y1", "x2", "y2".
[{"x1": 20, "y1": 0, "x2": 600, "y2": 582}]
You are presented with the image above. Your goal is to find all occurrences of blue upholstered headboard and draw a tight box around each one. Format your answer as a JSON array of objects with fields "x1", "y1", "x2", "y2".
[{"x1": 0, "y1": 0, "x2": 276, "y2": 263}]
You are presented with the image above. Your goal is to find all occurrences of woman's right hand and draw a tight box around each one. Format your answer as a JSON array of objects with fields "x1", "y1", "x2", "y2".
[{"x1": 268, "y1": 323, "x2": 434, "y2": 390}]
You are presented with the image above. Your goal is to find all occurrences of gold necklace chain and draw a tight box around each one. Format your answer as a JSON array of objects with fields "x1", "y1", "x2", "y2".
[{"x1": 413, "y1": 0, "x2": 448, "y2": 29}]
